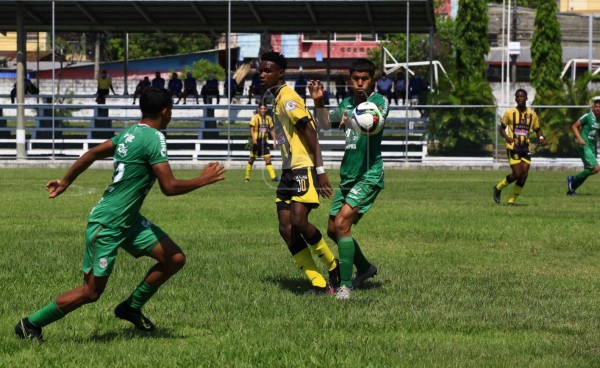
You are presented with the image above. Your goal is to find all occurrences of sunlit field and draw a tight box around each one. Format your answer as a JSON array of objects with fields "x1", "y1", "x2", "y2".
[{"x1": 1, "y1": 168, "x2": 599, "y2": 367}]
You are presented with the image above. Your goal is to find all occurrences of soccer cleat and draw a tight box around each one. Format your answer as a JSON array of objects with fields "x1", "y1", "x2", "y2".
[
  {"x1": 335, "y1": 285, "x2": 353, "y2": 300},
  {"x1": 272, "y1": 177, "x2": 280, "y2": 182},
  {"x1": 352, "y1": 264, "x2": 378, "y2": 288},
  {"x1": 567, "y1": 176, "x2": 575, "y2": 194},
  {"x1": 567, "y1": 190, "x2": 576, "y2": 196},
  {"x1": 15, "y1": 318, "x2": 43, "y2": 342},
  {"x1": 493, "y1": 186, "x2": 501, "y2": 204},
  {"x1": 328, "y1": 260, "x2": 341, "y2": 289},
  {"x1": 305, "y1": 284, "x2": 334, "y2": 296},
  {"x1": 114, "y1": 301, "x2": 156, "y2": 332},
  {"x1": 244, "y1": 178, "x2": 250, "y2": 182}
]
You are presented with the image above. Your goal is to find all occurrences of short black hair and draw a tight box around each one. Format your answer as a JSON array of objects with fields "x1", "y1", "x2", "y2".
[
  {"x1": 515, "y1": 89, "x2": 528, "y2": 97},
  {"x1": 349, "y1": 58, "x2": 376, "y2": 78},
  {"x1": 140, "y1": 87, "x2": 172, "y2": 119},
  {"x1": 260, "y1": 51, "x2": 287, "y2": 70}
]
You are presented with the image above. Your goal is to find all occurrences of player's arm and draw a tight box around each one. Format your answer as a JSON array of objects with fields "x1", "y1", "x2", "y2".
[
  {"x1": 571, "y1": 120, "x2": 586, "y2": 146},
  {"x1": 46, "y1": 139, "x2": 115, "y2": 198},
  {"x1": 499, "y1": 114, "x2": 514, "y2": 144},
  {"x1": 152, "y1": 161, "x2": 226, "y2": 196},
  {"x1": 308, "y1": 80, "x2": 331, "y2": 130},
  {"x1": 296, "y1": 119, "x2": 333, "y2": 198}
]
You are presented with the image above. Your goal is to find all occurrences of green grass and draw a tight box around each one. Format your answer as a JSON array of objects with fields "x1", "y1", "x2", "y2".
[{"x1": 1, "y1": 168, "x2": 599, "y2": 367}]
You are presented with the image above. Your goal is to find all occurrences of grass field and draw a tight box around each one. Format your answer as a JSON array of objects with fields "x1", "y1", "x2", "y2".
[{"x1": 1, "y1": 167, "x2": 599, "y2": 367}]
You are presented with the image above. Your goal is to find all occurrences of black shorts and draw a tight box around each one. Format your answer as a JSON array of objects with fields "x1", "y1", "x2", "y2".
[
  {"x1": 276, "y1": 167, "x2": 320, "y2": 209},
  {"x1": 251, "y1": 139, "x2": 270, "y2": 158}
]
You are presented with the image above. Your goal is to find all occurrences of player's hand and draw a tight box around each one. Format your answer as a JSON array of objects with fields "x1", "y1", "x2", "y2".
[
  {"x1": 252, "y1": 139, "x2": 258, "y2": 146},
  {"x1": 317, "y1": 172, "x2": 333, "y2": 199},
  {"x1": 577, "y1": 138, "x2": 586, "y2": 146},
  {"x1": 272, "y1": 143, "x2": 277, "y2": 150},
  {"x1": 539, "y1": 137, "x2": 547, "y2": 146},
  {"x1": 339, "y1": 110, "x2": 350, "y2": 130},
  {"x1": 308, "y1": 80, "x2": 324, "y2": 100},
  {"x1": 199, "y1": 162, "x2": 226, "y2": 185},
  {"x1": 46, "y1": 179, "x2": 69, "y2": 199},
  {"x1": 505, "y1": 137, "x2": 514, "y2": 144}
]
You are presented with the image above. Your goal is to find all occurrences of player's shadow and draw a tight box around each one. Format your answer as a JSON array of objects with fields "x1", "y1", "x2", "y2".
[
  {"x1": 264, "y1": 275, "x2": 383, "y2": 294},
  {"x1": 264, "y1": 275, "x2": 317, "y2": 295},
  {"x1": 87, "y1": 328, "x2": 183, "y2": 342}
]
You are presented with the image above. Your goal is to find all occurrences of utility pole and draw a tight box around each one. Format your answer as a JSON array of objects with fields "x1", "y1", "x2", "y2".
[{"x1": 510, "y1": 1, "x2": 518, "y2": 85}]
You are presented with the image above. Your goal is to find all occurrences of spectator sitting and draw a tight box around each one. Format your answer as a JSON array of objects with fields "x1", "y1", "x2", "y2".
[
  {"x1": 182, "y1": 72, "x2": 199, "y2": 104},
  {"x1": 334, "y1": 74, "x2": 346, "y2": 104},
  {"x1": 168, "y1": 72, "x2": 183, "y2": 104},
  {"x1": 223, "y1": 72, "x2": 238, "y2": 103},
  {"x1": 376, "y1": 73, "x2": 393, "y2": 105},
  {"x1": 394, "y1": 74, "x2": 406, "y2": 105},
  {"x1": 247, "y1": 72, "x2": 261, "y2": 104},
  {"x1": 132, "y1": 76, "x2": 151, "y2": 104},
  {"x1": 294, "y1": 74, "x2": 307, "y2": 102},
  {"x1": 201, "y1": 74, "x2": 220, "y2": 104},
  {"x1": 10, "y1": 77, "x2": 39, "y2": 103},
  {"x1": 152, "y1": 71, "x2": 165, "y2": 89}
]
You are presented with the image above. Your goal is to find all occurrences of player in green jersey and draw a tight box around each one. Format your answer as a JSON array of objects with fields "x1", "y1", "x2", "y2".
[
  {"x1": 567, "y1": 97, "x2": 600, "y2": 195},
  {"x1": 15, "y1": 88, "x2": 226, "y2": 341},
  {"x1": 309, "y1": 58, "x2": 388, "y2": 300}
]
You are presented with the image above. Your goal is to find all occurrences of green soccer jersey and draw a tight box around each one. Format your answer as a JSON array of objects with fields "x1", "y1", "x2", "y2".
[
  {"x1": 329, "y1": 92, "x2": 389, "y2": 187},
  {"x1": 88, "y1": 123, "x2": 169, "y2": 229},
  {"x1": 578, "y1": 111, "x2": 600, "y2": 146}
]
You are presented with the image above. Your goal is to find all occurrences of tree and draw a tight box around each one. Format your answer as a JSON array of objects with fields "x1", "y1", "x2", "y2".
[
  {"x1": 455, "y1": 0, "x2": 490, "y2": 81},
  {"x1": 181, "y1": 59, "x2": 225, "y2": 82},
  {"x1": 427, "y1": 0, "x2": 496, "y2": 155},
  {"x1": 530, "y1": 0, "x2": 563, "y2": 96},
  {"x1": 105, "y1": 33, "x2": 213, "y2": 61}
]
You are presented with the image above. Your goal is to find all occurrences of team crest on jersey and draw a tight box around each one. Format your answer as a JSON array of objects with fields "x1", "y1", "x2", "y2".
[
  {"x1": 124, "y1": 133, "x2": 135, "y2": 143},
  {"x1": 99, "y1": 257, "x2": 108, "y2": 269},
  {"x1": 285, "y1": 100, "x2": 296, "y2": 111},
  {"x1": 117, "y1": 143, "x2": 128, "y2": 156}
]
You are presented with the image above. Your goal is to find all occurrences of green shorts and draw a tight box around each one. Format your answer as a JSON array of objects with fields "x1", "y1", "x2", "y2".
[
  {"x1": 83, "y1": 215, "x2": 167, "y2": 277},
  {"x1": 329, "y1": 180, "x2": 382, "y2": 224},
  {"x1": 579, "y1": 144, "x2": 598, "y2": 169}
]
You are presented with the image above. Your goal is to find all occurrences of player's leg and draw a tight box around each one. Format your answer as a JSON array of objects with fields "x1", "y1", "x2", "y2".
[
  {"x1": 570, "y1": 145, "x2": 599, "y2": 193},
  {"x1": 507, "y1": 160, "x2": 529, "y2": 205},
  {"x1": 290, "y1": 168, "x2": 338, "y2": 283},
  {"x1": 245, "y1": 153, "x2": 256, "y2": 181},
  {"x1": 494, "y1": 149, "x2": 519, "y2": 203},
  {"x1": 116, "y1": 218, "x2": 185, "y2": 331},
  {"x1": 277, "y1": 202, "x2": 329, "y2": 292},
  {"x1": 264, "y1": 153, "x2": 278, "y2": 181}
]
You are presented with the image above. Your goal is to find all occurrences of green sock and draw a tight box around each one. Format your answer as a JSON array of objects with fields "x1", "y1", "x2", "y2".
[
  {"x1": 573, "y1": 169, "x2": 592, "y2": 190},
  {"x1": 337, "y1": 237, "x2": 355, "y2": 288},
  {"x1": 353, "y1": 238, "x2": 371, "y2": 274},
  {"x1": 126, "y1": 281, "x2": 158, "y2": 310},
  {"x1": 28, "y1": 300, "x2": 65, "y2": 328}
]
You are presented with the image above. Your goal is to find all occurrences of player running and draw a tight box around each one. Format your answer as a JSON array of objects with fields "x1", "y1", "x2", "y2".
[
  {"x1": 15, "y1": 87, "x2": 226, "y2": 341},
  {"x1": 309, "y1": 58, "x2": 389, "y2": 300},
  {"x1": 258, "y1": 51, "x2": 339, "y2": 294},
  {"x1": 493, "y1": 89, "x2": 546, "y2": 205},
  {"x1": 566, "y1": 97, "x2": 600, "y2": 195}
]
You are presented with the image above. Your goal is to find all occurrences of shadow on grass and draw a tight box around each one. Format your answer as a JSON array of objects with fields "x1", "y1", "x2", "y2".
[
  {"x1": 264, "y1": 275, "x2": 384, "y2": 294},
  {"x1": 87, "y1": 328, "x2": 182, "y2": 342}
]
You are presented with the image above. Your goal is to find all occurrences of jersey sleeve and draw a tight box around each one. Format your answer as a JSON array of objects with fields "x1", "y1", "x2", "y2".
[
  {"x1": 249, "y1": 114, "x2": 258, "y2": 128},
  {"x1": 146, "y1": 130, "x2": 169, "y2": 165},
  {"x1": 502, "y1": 110, "x2": 512, "y2": 127},
  {"x1": 267, "y1": 116, "x2": 274, "y2": 130},
  {"x1": 531, "y1": 111, "x2": 540, "y2": 131},
  {"x1": 370, "y1": 93, "x2": 390, "y2": 119},
  {"x1": 284, "y1": 96, "x2": 313, "y2": 128}
]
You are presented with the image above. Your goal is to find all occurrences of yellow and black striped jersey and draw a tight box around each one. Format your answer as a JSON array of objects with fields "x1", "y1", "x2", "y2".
[
  {"x1": 272, "y1": 84, "x2": 317, "y2": 170},
  {"x1": 502, "y1": 107, "x2": 539, "y2": 152},
  {"x1": 249, "y1": 113, "x2": 274, "y2": 141}
]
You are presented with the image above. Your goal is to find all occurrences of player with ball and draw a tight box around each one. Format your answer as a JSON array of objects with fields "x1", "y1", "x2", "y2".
[{"x1": 309, "y1": 58, "x2": 389, "y2": 300}]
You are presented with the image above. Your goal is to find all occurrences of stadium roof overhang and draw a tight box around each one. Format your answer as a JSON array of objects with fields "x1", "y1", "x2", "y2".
[{"x1": 0, "y1": 0, "x2": 436, "y2": 35}]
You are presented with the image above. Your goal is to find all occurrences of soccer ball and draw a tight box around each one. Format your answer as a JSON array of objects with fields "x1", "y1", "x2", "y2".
[{"x1": 350, "y1": 101, "x2": 384, "y2": 135}]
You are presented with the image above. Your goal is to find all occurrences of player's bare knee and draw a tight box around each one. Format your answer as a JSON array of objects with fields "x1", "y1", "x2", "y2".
[
  {"x1": 593, "y1": 166, "x2": 600, "y2": 174},
  {"x1": 169, "y1": 252, "x2": 186, "y2": 271},
  {"x1": 82, "y1": 286, "x2": 103, "y2": 303}
]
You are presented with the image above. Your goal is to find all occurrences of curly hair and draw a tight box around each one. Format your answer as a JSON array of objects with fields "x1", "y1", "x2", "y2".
[{"x1": 260, "y1": 51, "x2": 287, "y2": 70}]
